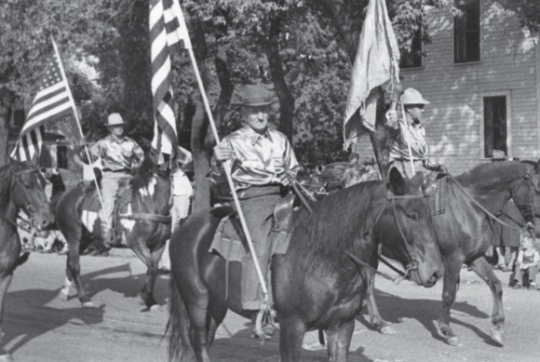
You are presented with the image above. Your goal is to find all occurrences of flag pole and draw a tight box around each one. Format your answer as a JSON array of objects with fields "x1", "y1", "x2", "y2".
[
  {"x1": 186, "y1": 48, "x2": 269, "y2": 300},
  {"x1": 399, "y1": 94, "x2": 416, "y2": 174},
  {"x1": 52, "y1": 40, "x2": 104, "y2": 206}
]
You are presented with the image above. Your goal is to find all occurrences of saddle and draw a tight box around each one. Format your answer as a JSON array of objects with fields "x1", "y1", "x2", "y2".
[
  {"x1": 423, "y1": 171, "x2": 447, "y2": 216},
  {"x1": 79, "y1": 177, "x2": 132, "y2": 245}
]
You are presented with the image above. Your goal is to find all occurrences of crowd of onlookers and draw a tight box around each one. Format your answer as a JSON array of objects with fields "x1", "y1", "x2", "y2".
[{"x1": 491, "y1": 200, "x2": 540, "y2": 290}]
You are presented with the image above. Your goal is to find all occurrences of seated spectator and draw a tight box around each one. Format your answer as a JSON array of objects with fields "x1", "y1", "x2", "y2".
[
  {"x1": 358, "y1": 157, "x2": 380, "y2": 182},
  {"x1": 513, "y1": 234, "x2": 540, "y2": 290}
]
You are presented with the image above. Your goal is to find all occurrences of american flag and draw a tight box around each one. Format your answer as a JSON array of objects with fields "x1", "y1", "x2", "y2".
[
  {"x1": 13, "y1": 43, "x2": 75, "y2": 161},
  {"x1": 149, "y1": 0, "x2": 191, "y2": 160}
]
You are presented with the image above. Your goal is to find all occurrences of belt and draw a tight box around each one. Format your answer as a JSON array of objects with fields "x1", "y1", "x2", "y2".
[
  {"x1": 237, "y1": 185, "x2": 283, "y2": 200},
  {"x1": 390, "y1": 159, "x2": 423, "y2": 163},
  {"x1": 103, "y1": 168, "x2": 129, "y2": 173}
]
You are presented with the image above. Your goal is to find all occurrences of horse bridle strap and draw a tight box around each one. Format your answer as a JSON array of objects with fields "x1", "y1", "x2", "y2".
[
  {"x1": 119, "y1": 213, "x2": 171, "y2": 223},
  {"x1": 447, "y1": 174, "x2": 529, "y2": 232}
]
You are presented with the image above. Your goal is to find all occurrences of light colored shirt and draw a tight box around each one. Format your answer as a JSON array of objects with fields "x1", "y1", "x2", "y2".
[
  {"x1": 389, "y1": 122, "x2": 428, "y2": 162},
  {"x1": 84, "y1": 135, "x2": 144, "y2": 172},
  {"x1": 517, "y1": 248, "x2": 540, "y2": 269},
  {"x1": 213, "y1": 126, "x2": 300, "y2": 190},
  {"x1": 172, "y1": 169, "x2": 193, "y2": 197}
]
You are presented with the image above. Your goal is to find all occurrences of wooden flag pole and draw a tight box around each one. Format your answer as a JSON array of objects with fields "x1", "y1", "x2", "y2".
[
  {"x1": 52, "y1": 40, "x2": 104, "y2": 206},
  {"x1": 186, "y1": 49, "x2": 269, "y2": 299},
  {"x1": 399, "y1": 94, "x2": 416, "y2": 175}
]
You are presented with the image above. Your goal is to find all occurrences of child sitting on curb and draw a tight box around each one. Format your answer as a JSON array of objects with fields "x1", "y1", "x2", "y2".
[{"x1": 513, "y1": 234, "x2": 540, "y2": 290}]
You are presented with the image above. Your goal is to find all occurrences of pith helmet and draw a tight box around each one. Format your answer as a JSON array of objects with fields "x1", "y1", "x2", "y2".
[
  {"x1": 106, "y1": 113, "x2": 125, "y2": 127},
  {"x1": 232, "y1": 84, "x2": 278, "y2": 107},
  {"x1": 401, "y1": 88, "x2": 430, "y2": 106}
]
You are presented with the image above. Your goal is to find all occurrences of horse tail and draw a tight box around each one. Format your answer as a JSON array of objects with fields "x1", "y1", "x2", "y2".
[{"x1": 167, "y1": 270, "x2": 195, "y2": 362}]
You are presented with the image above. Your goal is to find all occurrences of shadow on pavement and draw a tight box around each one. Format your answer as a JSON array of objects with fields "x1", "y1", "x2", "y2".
[{"x1": 357, "y1": 289, "x2": 493, "y2": 345}]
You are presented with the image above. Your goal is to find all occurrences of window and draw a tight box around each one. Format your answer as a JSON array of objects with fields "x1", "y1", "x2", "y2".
[
  {"x1": 484, "y1": 96, "x2": 507, "y2": 158},
  {"x1": 454, "y1": 0, "x2": 480, "y2": 63},
  {"x1": 400, "y1": 29, "x2": 422, "y2": 69}
]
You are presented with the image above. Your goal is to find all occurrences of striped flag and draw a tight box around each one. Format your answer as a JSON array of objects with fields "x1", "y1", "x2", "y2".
[
  {"x1": 12, "y1": 44, "x2": 75, "y2": 161},
  {"x1": 149, "y1": 0, "x2": 191, "y2": 159}
]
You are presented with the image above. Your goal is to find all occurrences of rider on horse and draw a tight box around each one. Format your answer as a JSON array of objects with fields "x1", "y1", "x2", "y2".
[
  {"x1": 387, "y1": 88, "x2": 445, "y2": 177},
  {"x1": 211, "y1": 84, "x2": 300, "y2": 311},
  {"x1": 80, "y1": 113, "x2": 144, "y2": 246}
]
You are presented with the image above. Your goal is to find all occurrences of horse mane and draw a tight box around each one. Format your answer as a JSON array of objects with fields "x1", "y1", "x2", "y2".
[
  {"x1": 131, "y1": 152, "x2": 159, "y2": 191},
  {"x1": 455, "y1": 161, "x2": 528, "y2": 189},
  {"x1": 287, "y1": 180, "x2": 384, "y2": 273}
]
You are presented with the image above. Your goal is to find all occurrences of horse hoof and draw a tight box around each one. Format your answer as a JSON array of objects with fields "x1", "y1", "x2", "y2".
[
  {"x1": 59, "y1": 291, "x2": 69, "y2": 301},
  {"x1": 0, "y1": 353, "x2": 14, "y2": 362},
  {"x1": 491, "y1": 327, "x2": 504, "y2": 346},
  {"x1": 149, "y1": 304, "x2": 160, "y2": 312},
  {"x1": 379, "y1": 324, "x2": 396, "y2": 335},
  {"x1": 82, "y1": 301, "x2": 95, "y2": 308},
  {"x1": 445, "y1": 336, "x2": 459, "y2": 346}
]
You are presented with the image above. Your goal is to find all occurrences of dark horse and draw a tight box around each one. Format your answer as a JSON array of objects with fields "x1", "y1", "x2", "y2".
[
  {"x1": 365, "y1": 160, "x2": 540, "y2": 347},
  {"x1": 0, "y1": 160, "x2": 53, "y2": 361},
  {"x1": 167, "y1": 169, "x2": 444, "y2": 362},
  {"x1": 55, "y1": 151, "x2": 172, "y2": 309}
]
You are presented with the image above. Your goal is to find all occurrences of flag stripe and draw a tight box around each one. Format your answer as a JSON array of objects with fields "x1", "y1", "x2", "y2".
[
  {"x1": 13, "y1": 44, "x2": 75, "y2": 162},
  {"x1": 150, "y1": 0, "x2": 191, "y2": 157},
  {"x1": 26, "y1": 90, "x2": 70, "y2": 121}
]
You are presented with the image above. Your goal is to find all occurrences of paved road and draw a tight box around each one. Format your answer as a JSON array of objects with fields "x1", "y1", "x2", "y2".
[{"x1": 4, "y1": 251, "x2": 540, "y2": 362}]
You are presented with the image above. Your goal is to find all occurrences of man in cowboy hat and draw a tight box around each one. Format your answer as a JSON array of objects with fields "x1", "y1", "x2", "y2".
[
  {"x1": 81, "y1": 113, "x2": 144, "y2": 246},
  {"x1": 388, "y1": 88, "x2": 444, "y2": 177},
  {"x1": 212, "y1": 84, "x2": 300, "y2": 313}
]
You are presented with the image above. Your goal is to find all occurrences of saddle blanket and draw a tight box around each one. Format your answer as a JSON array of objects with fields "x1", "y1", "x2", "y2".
[{"x1": 210, "y1": 214, "x2": 290, "y2": 263}]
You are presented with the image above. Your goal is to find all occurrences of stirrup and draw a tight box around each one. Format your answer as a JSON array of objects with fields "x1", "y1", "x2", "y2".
[{"x1": 252, "y1": 302, "x2": 277, "y2": 341}]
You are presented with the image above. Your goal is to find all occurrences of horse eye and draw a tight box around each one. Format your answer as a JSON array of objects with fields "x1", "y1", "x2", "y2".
[{"x1": 406, "y1": 212, "x2": 418, "y2": 220}]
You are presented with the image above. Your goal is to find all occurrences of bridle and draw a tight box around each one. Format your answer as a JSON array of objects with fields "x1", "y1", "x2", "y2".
[
  {"x1": 10, "y1": 167, "x2": 42, "y2": 221},
  {"x1": 347, "y1": 189, "x2": 434, "y2": 284}
]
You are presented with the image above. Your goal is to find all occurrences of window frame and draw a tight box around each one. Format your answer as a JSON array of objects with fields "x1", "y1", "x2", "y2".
[
  {"x1": 400, "y1": 28, "x2": 423, "y2": 69},
  {"x1": 454, "y1": 0, "x2": 481, "y2": 64},
  {"x1": 481, "y1": 92, "x2": 512, "y2": 159}
]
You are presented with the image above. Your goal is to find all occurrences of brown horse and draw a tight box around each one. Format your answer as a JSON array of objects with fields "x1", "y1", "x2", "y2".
[
  {"x1": 167, "y1": 168, "x2": 444, "y2": 362},
  {"x1": 0, "y1": 160, "x2": 53, "y2": 361},
  {"x1": 55, "y1": 151, "x2": 172, "y2": 309},
  {"x1": 365, "y1": 160, "x2": 540, "y2": 347}
]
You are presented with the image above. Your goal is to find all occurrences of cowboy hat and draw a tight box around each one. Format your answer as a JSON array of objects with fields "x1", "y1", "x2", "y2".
[
  {"x1": 106, "y1": 113, "x2": 125, "y2": 127},
  {"x1": 231, "y1": 84, "x2": 278, "y2": 107}
]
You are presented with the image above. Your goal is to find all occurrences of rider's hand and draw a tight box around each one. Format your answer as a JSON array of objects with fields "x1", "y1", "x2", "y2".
[
  {"x1": 213, "y1": 142, "x2": 236, "y2": 162},
  {"x1": 385, "y1": 109, "x2": 398, "y2": 128}
]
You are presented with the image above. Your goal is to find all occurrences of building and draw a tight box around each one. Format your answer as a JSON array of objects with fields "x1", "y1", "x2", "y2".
[{"x1": 356, "y1": 0, "x2": 540, "y2": 174}]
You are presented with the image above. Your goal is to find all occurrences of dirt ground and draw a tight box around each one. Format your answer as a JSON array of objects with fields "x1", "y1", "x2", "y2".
[{"x1": 4, "y1": 250, "x2": 540, "y2": 362}]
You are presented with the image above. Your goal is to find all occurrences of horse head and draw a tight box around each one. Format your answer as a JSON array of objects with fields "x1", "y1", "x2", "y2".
[
  {"x1": 9, "y1": 161, "x2": 54, "y2": 231},
  {"x1": 376, "y1": 168, "x2": 443, "y2": 287},
  {"x1": 506, "y1": 160, "x2": 540, "y2": 236}
]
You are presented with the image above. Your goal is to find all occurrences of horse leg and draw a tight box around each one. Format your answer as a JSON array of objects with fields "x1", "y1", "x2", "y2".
[
  {"x1": 0, "y1": 274, "x2": 14, "y2": 361},
  {"x1": 363, "y1": 269, "x2": 395, "y2": 335},
  {"x1": 434, "y1": 258, "x2": 461, "y2": 346},
  {"x1": 66, "y1": 245, "x2": 93, "y2": 308},
  {"x1": 325, "y1": 319, "x2": 355, "y2": 362},
  {"x1": 279, "y1": 317, "x2": 306, "y2": 362},
  {"x1": 130, "y1": 240, "x2": 163, "y2": 310},
  {"x1": 468, "y1": 257, "x2": 504, "y2": 346}
]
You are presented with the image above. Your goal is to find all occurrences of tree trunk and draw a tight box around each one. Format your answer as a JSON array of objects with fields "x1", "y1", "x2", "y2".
[
  {"x1": 265, "y1": 13, "x2": 295, "y2": 141},
  {"x1": 190, "y1": 21, "x2": 234, "y2": 213},
  {"x1": 0, "y1": 87, "x2": 14, "y2": 167}
]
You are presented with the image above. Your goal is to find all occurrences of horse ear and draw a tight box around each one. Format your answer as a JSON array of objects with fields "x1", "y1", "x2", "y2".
[
  {"x1": 409, "y1": 171, "x2": 424, "y2": 190},
  {"x1": 388, "y1": 167, "x2": 407, "y2": 196}
]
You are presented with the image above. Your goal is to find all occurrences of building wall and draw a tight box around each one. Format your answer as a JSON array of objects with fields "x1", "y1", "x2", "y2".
[{"x1": 355, "y1": 0, "x2": 539, "y2": 175}]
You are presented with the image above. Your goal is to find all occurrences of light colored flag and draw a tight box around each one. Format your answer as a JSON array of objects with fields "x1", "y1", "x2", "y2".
[
  {"x1": 343, "y1": 0, "x2": 400, "y2": 149},
  {"x1": 12, "y1": 47, "x2": 75, "y2": 161},
  {"x1": 150, "y1": 0, "x2": 192, "y2": 159}
]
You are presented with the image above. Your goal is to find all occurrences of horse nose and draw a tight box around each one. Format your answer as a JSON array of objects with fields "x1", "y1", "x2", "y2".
[{"x1": 429, "y1": 270, "x2": 442, "y2": 285}]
